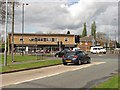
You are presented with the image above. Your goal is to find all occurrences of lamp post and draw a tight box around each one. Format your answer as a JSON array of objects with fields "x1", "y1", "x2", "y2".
[
  {"x1": 11, "y1": 0, "x2": 15, "y2": 62},
  {"x1": 115, "y1": 29, "x2": 117, "y2": 48},
  {"x1": 4, "y1": 0, "x2": 8, "y2": 66},
  {"x1": 114, "y1": 18, "x2": 117, "y2": 48},
  {"x1": 21, "y1": 3, "x2": 28, "y2": 56}
]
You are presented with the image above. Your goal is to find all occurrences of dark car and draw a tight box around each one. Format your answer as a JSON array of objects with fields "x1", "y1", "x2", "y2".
[
  {"x1": 62, "y1": 50, "x2": 91, "y2": 65},
  {"x1": 55, "y1": 49, "x2": 70, "y2": 57}
]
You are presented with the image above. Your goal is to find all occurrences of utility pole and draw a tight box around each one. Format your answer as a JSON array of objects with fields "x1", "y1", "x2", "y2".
[
  {"x1": 4, "y1": 0, "x2": 8, "y2": 66},
  {"x1": 11, "y1": 0, "x2": 15, "y2": 62},
  {"x1": 22, "y1": 3, "x2": 24, "y2": 56}
]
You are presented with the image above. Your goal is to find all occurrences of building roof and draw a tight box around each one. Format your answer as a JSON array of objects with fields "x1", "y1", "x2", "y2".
[
  {"x1": 80, "y1": 35, "x2": 94, "y2": 42},
  {"x1": 96, "y1": 38, "x2": 108, "y2": 43},
  {"x1": 8, "y1": 33, "x2": 74, "y2": 36},
  {"x1": 80, "y1": 35, "x2": 110, "y2": 43}
]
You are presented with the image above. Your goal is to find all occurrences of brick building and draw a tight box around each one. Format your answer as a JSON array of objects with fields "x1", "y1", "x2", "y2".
[{"x1": 78, "y1": 35, "x2": 116, "y2": 51}]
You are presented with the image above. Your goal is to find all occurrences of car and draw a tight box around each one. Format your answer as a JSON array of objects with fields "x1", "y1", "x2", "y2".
[
  {"x1": 55, "y1": 49, "x2": 70, "y2": 57},
  {"x1": 90, "y1": 46, "x2": 106, "y2": 54},
  {"x1": 72, "y1": 47, "x2": 80, "y2": 51},
  {"x1": 62, "y1": 50, "x2": 91, "y2": 65}
]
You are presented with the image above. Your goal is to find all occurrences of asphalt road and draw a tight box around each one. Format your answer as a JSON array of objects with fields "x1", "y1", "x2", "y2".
[{"x1": 2, "y1": 54, "x2": 119, "y2": 89}]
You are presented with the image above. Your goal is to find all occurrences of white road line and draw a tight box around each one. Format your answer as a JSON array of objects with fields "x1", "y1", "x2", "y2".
[
  {"x1": 13, "y1": 62, "x2": 106, "y2": 85},
  {"x1": 14, "y1": 72, "x2": 65, "y2": 85}
]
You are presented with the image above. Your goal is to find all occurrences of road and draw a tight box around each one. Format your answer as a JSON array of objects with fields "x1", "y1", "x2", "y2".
[{"x1": 2, "y1": 54, "x2": 119, "y2": 89}]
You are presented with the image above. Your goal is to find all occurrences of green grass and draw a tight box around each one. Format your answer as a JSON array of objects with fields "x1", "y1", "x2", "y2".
[
  {"x1": 0, "y1": 54, "x2": 62, "y2": 73},
  {"x1": 93, "y1": 74, "x2": 119, "y2": 89},
  {"x1": 0, "y1": 54, "x2": 45, "y2": 64},
  {"x1": 0, "y1": 59, "x2": 62, "y2": 73}
]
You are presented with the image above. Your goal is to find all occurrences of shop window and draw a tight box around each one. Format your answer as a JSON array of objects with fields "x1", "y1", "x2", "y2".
[
  {"x1": 54, "y1": 38, "x2": 58, "y2": 42},
  {"x1": 44, "y1": 38, "x2": 46, "y2": 42},
  {"x1": 41, "y1": 38, "x2": 44, "y2": 41},
  {"x1": 80, "y1": 42, "x2": 82, "y2": 45},
  {"x1": 46, "y1": 38, "x2": 49, "y2": 41},
  {"x1": 85, "y1": 42, "x2": 88, "y2": 45},
  {"x1": 20, "y1": 38, "x2": 24, "y2": 42},
  {"x1": 52, "y1": 38, "x2": 54, "y2": 42},
  {"x1": 37, "y1": 38, "x2": 41, "y2": 41},
  {"x1": 65, "y1": 37, "x2": 69, "y2": 42}
]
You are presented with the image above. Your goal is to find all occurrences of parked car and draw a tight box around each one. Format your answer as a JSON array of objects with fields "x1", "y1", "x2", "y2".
[
  {"x1": 90, "y1": 46, "x2": 106, "y2": 54},
  {"x1": 72, "y1": 47, "x2": 80, "y2": 51},
  {"x1": 55, "y1": 49, "x2": 70, "y2": 57},
  {"x1": 62, "y1": 50, "x2": 91, "y2": 65}
]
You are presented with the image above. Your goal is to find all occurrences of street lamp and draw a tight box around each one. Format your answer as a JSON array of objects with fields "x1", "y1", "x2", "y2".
[
  {"x1": 21, "y1": 3, "x2": 28, "y2": 56},
  {"x1": 4, "y1": 0, "x2": 8, "y2": 66},
  {"x1": 114, "y1": 18, "x2": 117, "y2": 48}
]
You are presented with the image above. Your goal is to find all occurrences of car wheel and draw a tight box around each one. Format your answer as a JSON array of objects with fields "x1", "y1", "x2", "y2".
[
  {"x1": 78, "y1": 60, "x2": 82, "y2": 65},
  {"x1": 56, "y1": 55, "x2": 59, "y2": 58},
  {"x1": 103, "y1": 52, "x2": 106, "y2": 54},
  {"x1": 87, "y1": 59, "x2": 91, "y2": 64}
]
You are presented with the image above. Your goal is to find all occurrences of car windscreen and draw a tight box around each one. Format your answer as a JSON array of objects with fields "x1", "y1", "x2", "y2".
[{"x1": 93, "y1": 48, "x2": 97, "y2": 50}]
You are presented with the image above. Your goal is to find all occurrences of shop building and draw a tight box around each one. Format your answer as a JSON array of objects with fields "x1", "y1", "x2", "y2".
[{"x1": 8, "y1": 33, "x2": 75, "y2": 53}]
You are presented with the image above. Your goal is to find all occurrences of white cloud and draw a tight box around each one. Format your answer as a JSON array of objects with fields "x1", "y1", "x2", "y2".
[{"x1": 1, "y1": 0, "x2": 118, "y2": 41}]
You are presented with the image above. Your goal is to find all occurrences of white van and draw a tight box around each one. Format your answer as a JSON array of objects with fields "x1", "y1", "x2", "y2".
[{"x1": 90, "y1": 46, "x2": 106, "y2": 54}]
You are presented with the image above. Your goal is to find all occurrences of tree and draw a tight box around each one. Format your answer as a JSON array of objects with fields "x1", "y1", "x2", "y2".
[
  {"x1": 0, "y1": 0, "x2": 19, "y2": 24},
  {"x1": 79, "y1": 34, "x2": 82, "y2": 38},
  {"x1": 91, "y1": 21, "x2": 96, "y2": 39},
  {"x1": 67, "y1": 31, "x2": 70, "y2": 34},
  {"x1": 96, "y1": 32, "x2": 107, "y2": 39},
  {"x1": 82, "y1": 22, "x2": 87, "y2": 37}
]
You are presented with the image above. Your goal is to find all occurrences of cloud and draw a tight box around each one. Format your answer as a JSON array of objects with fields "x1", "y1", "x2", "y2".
[{"x1": 1, "y1": 0, "x2": 118, "y2": 41}]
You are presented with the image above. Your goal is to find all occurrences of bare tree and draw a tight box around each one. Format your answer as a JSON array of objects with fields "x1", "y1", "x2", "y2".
[{"x1": 0, "y1": 0, "x2": 19, "y2": 24}]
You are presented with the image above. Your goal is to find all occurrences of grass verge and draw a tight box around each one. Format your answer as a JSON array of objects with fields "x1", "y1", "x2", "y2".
[
  {"x1": 0, "y1": 60, "x2": 62, "y2": 73},
  {"x1": 92, "y1": 74, "x2": 119, "y2": 89},
  {"x1": 1, "y1": 54, "x2": 46, "y2": 64}
]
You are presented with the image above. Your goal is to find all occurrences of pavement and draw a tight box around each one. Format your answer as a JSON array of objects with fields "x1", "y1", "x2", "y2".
[{"x1": 1, "y1": 61, "x2": 106, "y2": 87}]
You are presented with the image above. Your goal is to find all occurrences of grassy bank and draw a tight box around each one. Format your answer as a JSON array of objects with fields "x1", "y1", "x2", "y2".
[
  {"x1": 93, "y1": 74, "x2": 119, "y2": 89},
  {"x1": 1, "y1": 54, "x2": 46, "y2": 64},
  {"x1": 1, "y1": 59, "x2": 62, "y2": 73},
  {"x1": 0, "y1": 54, "x2": 62, "y2": 73}
]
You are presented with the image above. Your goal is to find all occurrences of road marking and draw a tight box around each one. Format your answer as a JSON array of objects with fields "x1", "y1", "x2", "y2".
[
  {"x1": 13, "y1": 62, "x2": 105, "y2": 85},
  {"x1": 98, "y1": 55, "x2": 103, "y2": 56},
  {"x1": 69, "y1": 62, "x2": 105, "y2": 71}
]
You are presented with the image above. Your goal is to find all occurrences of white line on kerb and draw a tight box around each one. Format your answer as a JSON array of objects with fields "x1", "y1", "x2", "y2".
[{"x1": 13, "y1": 62, "x2": 105, "y2": 85}]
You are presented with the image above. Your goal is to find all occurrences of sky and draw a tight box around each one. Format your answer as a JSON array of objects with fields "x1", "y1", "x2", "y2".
[{"x1": 0, "y1": 0, "x2": 119, "y2": 41}]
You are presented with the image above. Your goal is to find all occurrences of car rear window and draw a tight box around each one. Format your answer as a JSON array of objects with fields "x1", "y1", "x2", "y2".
[{"x1": 66, "y1": 51, "x2": 83, "y2": 55}]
